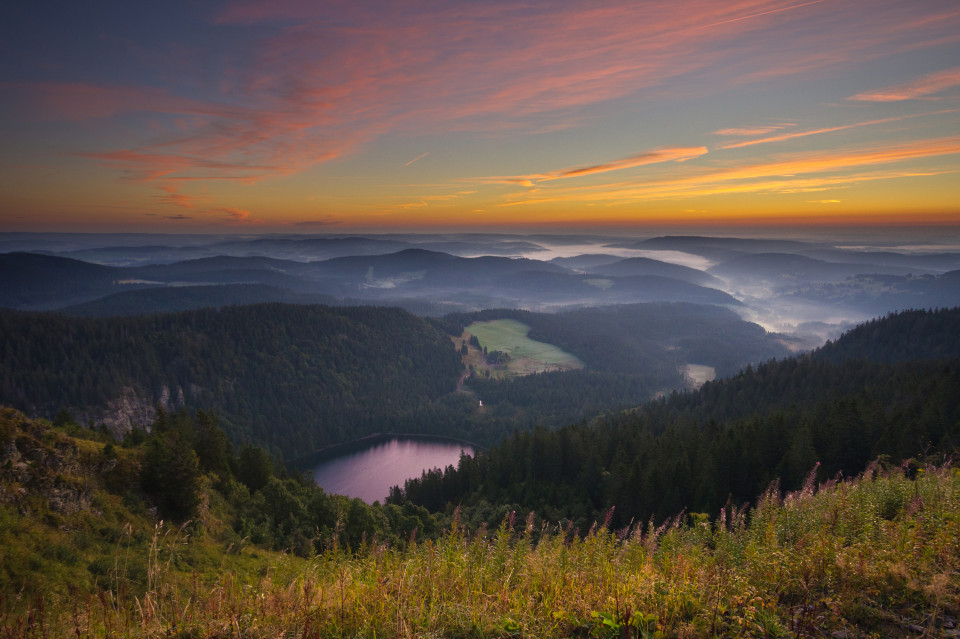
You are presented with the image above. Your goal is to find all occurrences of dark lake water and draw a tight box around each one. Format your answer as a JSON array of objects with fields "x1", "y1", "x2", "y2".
[{"x1": 311, "y1": 437, "x2": 476, "y2": 503}]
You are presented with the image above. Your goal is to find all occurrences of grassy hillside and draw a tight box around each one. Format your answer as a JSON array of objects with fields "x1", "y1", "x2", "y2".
[
  {"x1": 3, "y1": 411, "x2": 957, "y2": 638},
  {"x1": 465, "y1": 318, "x2": 583, "y2": 377}
]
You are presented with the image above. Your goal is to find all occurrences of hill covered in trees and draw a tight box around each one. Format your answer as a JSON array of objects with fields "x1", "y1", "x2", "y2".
[
  {"x1": 444, "y1": 302, "x2": 788, "y2": 379},
  {"x1": 0, "y1": 302, "x2": 790, "y2": 459},
  {"x1": 0, "y1": 304, "x2": 461, "y2": 459},
  {"x1": 392, "y1": 308, "x2": 960, "y2": 530}
]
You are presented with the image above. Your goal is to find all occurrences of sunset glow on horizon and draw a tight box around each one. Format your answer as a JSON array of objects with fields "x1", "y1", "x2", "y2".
[{"x1": 1, "y1": 0, "x2": 959, "y2": 233}]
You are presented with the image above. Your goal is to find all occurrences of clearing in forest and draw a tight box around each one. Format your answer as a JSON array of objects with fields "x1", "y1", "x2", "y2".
[{"x1": 459, "y1": 319, "x2": 583, "y2": 378}]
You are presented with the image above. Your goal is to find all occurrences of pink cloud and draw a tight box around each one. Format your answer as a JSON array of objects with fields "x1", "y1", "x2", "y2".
[
  {"x1": 712, "y1": 124, "x2": 795, "y2": 136},
  {"x1": 154, "y1": 183, "x2": 208, "y2": 210},
  {"x1": 79, "y1": 149, "x2": 271, "y2": 182},
  {"x1": 216, "y1": 207, "x2": 252, "y2": 221},
  {"x1": 849, "y1": 66, "x2": 960, "y2": 101},
  {"x1": 11, "y1": 0, "x2": 960, "y2": 199},
  {"x1": 212, "y1": 207, "x2": 264, "y2": 225}
]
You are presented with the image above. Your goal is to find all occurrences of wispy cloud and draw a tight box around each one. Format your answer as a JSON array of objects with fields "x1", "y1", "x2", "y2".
[
  {"x1": 404, "y1": 152, "x2": 431, "y2": 167},
  {"x1": 154, "y1": 183, "x2": 207, "y2": 209},
  {"x1": 720, "y1": 110, "x2": 960, "y2": 149},
  {"x1": 483, "y1": 146, "x2": 709, "y2": 187},
  {"x1": 398, "y1": 190, "x2": 478, "y2": 210},
  {"x1": 213, "y1": 207, "x2": 262, "y2": 224},
  {"x1": 7, "y1": 0, "x2": 960, "y2": 221},
  {"x1": 501, "y1": 135, "x2": 960, "y2": 205},
  {"x1": 849, "y1": 66, "x2": 960, "y2": 101},
  {"x1": 23, "y1": 2, "x2": 957, "y2": 180},
  {"x1": 78, "y1": 149, "x2": 273, "y2": 183},
  {"x1": 712, "y1": 124, "x2": 795, "y2": 136}
]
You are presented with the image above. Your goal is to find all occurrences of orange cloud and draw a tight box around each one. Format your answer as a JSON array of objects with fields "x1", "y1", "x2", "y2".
[
  {"x1": 501, "y1": 136, "x2": 960, "y2": 205},
  {"x1": 217, "y1": 207, "x2": 251, "y2": 221},
  {"x1": 483, "y1": 146, "x2": 709, "y2": 187},
  {"x1": 154, "y1": 183, "x2": 209, "y2": 210},
  {"x1": 396, "y1": 190, "x2": 479, "y2": 211},
  {"x1": 213, "y1": 207, "x2": 264, "y2": 225},
  {"x1": 849, "y1": 66, "x2": 960, "y2": 101},
  {"x1": 9, "y1": 0, "x2": 960, "y2": 218}
]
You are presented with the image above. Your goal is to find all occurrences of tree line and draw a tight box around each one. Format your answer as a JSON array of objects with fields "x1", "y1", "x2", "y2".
[
  {"x1": 392, "y1": 309, "x2": 960, "y2": 530},
  {"x1": 0, "y1": 304, "x2": 462, "y2": 460}
]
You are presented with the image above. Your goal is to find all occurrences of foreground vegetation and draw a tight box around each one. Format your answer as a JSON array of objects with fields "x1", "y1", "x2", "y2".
[
  {"x1": 3, "y1": 308, "x2": 959, "y2": 637},
  {"x1": 3, "y1": 453, "x2": 958, "y2": 638}
]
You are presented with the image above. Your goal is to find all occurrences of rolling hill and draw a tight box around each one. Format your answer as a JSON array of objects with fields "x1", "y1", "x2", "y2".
[{"x1": 0, "y1": 304, "x2": 462, "y2": 458}]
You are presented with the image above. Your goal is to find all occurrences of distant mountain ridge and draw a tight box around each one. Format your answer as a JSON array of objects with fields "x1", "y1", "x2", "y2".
[
  {"x1": 586, "y1": 255, "x2": 725, "y2": 287},
  {"x1": 62, "y1": 284, "x2": 337, "y2": 317},
  {"x1": 0, "y1": 249, "x2": 740, "y2": 314}
]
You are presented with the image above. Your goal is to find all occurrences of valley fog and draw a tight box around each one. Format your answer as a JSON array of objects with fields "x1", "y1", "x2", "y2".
[{"x1": 6, "y1": 228, "x2": 957, "y2": 346}]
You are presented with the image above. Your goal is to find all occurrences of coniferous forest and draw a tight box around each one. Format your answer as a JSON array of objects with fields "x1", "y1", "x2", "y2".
[
  {"x1": 1, "y1": 306, "x2": 959, "y2": 637},
  {"x1": 0, "y1": 304, "x2": 462, "y2": 459},
  {"x1": 0, "y1": 301, "x2": 789, "y2": 459}
]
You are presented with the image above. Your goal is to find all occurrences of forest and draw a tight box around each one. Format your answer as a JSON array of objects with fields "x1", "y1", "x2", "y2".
[
  {"x1": 0, "y1": 304, "x2": 461, "y2": 460},
  {"x1": 2, "y1": 308, "x2": 959, "y2": 637},
  {"x1": 0, "y1": 301, "x2": 789, "y2": 461},
  {"x1": 392, "y1": 308, "x2": 960, "y2": 530}
]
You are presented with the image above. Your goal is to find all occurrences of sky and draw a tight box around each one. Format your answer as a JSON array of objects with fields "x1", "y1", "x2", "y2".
[{"x1": 1, "y1": 0, "x2": 959, "y2": 233}]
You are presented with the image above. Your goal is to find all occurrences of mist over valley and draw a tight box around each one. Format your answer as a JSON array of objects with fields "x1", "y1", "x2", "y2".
[{"x1": 5, "y1": 229, "x2": 959, "y2": 345}]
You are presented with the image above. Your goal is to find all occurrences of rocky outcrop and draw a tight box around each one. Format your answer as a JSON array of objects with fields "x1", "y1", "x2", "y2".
[
  {"x1": 84, "y1": 384, "x2": 191, "y2": 437},
  {"x1": 0, "y1": 407, "x2": 94, "y2": 515}
]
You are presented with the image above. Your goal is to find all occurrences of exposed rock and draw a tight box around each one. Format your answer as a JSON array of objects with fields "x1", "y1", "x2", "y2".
[
  {"x1": 82, "y1": 386, "x2": 156, "y2": 438},
  {"x1": 85, "y1": 383, "x2": 191, "y2": 438},
  {"x1": 0, "y1": 411, "x2": 94, "y2": 516}
]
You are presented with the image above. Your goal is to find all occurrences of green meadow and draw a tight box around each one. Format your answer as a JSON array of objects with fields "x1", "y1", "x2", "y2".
[
  {"x1": 6, "y1": 460, "x2": 958, "y2": 638},
  {"x1": 466, "y1": 319, "x2": 583, "y2": 375}
]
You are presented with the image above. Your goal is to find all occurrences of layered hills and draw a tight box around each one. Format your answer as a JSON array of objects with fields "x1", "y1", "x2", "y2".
[
  {"x1": 394, "y1": 308, "x2": 960, "y2": 528},
  {"x1": 2, "y1": 307, "x2": 958, "y2": 638},
  {"x1": 0, "y1": 302, "x2": 788, "y2": 458},
  {"x1": 0, "y1": 249, "x2": 740, "y2": 314}
]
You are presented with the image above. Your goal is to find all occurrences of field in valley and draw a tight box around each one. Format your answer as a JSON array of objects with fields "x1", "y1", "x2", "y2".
[{"x1": 458, "y1": 318, "x2": 583, "y2": 378}]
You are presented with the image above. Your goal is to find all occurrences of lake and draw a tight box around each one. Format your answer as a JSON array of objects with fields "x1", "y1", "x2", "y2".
[{"x1": 311, "y1": 436, "x2": 476, "y2": 503}]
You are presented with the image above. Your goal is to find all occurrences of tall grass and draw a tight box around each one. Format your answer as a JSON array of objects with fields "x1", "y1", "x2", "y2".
[{"x1": 5, "y1": 462, "x2": 959, "y2": 638}]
